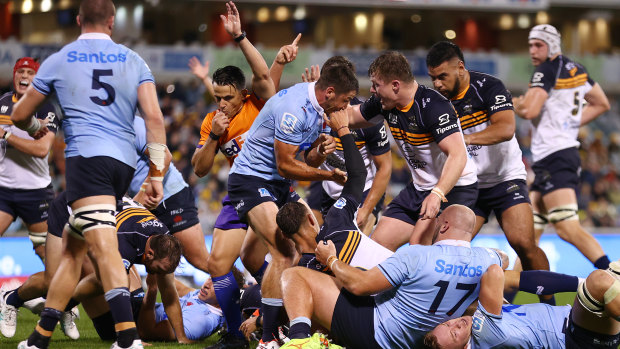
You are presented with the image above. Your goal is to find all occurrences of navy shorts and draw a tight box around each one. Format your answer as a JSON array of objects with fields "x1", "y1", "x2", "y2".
[
  {"x1": 227, "y1": 173, "x2": 301, "y2": 223},
  {"x1": 151, "y1": 186, "x2": 199, "y2": 234},
  {"x1": 65, "y1": 156, "x2": 134, "y2": 203},
  {"x1": 331, "y1": 289, "x2": 381, "y2": 349},
  {"x1": 307, "y1": 182, "x2": 385, "y2": 219},
  {"x1": 214, "y1": 195, "x2": 248, "y2": 230},
  {"x1": 565, "y1": 311, "x2": 620, "y2": 349},
  {"x1": 384, "y1": 182, "x2": 478, "y2": 225},
  {"x1": 474, "y1": 180, "x2": 531, "y2": 221},
  {"x1": 531, "y1": 147, "x2": 580, "y2": 196},
  {"x1": 0, "y1": 185, "x2": 54, "y2": 224},
  {"x1": 47, "y1": 192, "x2": 70, "y2": 238}
]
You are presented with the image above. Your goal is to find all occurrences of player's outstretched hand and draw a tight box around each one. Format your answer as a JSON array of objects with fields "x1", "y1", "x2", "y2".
[
  {"x1": 275, "y1": 33, "x2": 302, "y2": 65},
  {"x1": 301, "y1": 65, "x2": 320, "y2": 82},
  {"x1": 239, "y1": 316, "x2": 258, "y2": 340},
  {"x1": 188, "y1": 56, "x2": 210, "y2": 80},
  {"x1": 419, "y1": 191, "x2": 441, "y2": 220},
  {"x1": 331, "y1": 168, "x2": 347, "y2": 186},
  {"x1": 221, "y1": 1, "x2": 243, "y2": 39},
  {"x1": 315, "y1": 240, "x2": 337, "y2": 265},
  {"x1": 145, "y1": 179, "x2": 164, "y2": 209}
]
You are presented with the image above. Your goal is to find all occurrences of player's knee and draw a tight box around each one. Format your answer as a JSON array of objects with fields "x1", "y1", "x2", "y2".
[
  {"x1": 28, "y1": 231, "x2": 47, "y2": 248},
  {"x1": 533, "y1": 211, "x2": 548, "y2": 231},
  {"x1": 206, "y1": 255, "x2": 231, "y2": 277},
  {"x1": 579, "y1": 269, "x2": 620, "y2": 316},
  {"x1": 281, "y1": 267, "x2": 302, "y2": 289},
  {"x1": 67, "y1": 204, "x2": 116, "y2": 240}
]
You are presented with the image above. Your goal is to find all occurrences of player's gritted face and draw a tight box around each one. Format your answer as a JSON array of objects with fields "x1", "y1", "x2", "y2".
[
  {"x1": 198, "y1": 278, "x2": 217, "y2": 303},
  {"x1": 213, "y1": 83, "x2": 246, "y2": 118},
  {"x1": 322, "y1": 89, "x2": 356, "y2": 114},
  {"x1": 431, "y1": 316, "x2": 472, "y2": 348},
  {"x1": 13, "y1": 67, "x2": 36, "y2": 97},
  {"x1": 370, "y1": 75, "x2": 397, "y2": 110},
  {"x1": 529, "y1": 39, "x2": 548, "y2": 67},
  {"x1": 428, "y1": 58, "x2": 462, "y2": 100}
]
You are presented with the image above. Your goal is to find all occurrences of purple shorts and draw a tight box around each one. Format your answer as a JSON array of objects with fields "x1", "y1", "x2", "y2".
[{"x1": 214, "y1": 195, "x2": 248, "y2": 230}]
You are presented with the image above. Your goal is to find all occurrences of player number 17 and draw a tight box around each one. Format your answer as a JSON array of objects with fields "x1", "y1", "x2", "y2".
[{"x1": 428, "y1": 281, "x2": 477, "y2": 315}]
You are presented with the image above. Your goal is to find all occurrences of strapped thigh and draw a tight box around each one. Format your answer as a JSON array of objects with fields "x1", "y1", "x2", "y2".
[{"x1": 66, "y1": 204, "x2": 116, "y2": 240}]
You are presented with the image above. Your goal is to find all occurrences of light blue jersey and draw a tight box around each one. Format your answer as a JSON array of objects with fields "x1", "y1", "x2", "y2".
[
  {"x1": 373, "y1": 240, "x2": 502, "y2": 348},
  {"x1": 127, "y1": 117, "x2": 187, "y2": 201},
  {"x1": 32, "y1": 33, "x2": 154, "y2": 168},
  {"x1": 230, "y1": 82, "x2": 329, "y2": 181},
  {"x1": 154, "y1": 290, "x2": 224, "y2": 341},
  {"x1": 471, "y1": 302, "x2": 570, "y2": 349}
]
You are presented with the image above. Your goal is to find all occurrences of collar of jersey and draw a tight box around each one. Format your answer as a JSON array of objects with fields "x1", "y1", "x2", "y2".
[
  {"x1": 205, "y1": 303, "x2": 223, "y2": 316},
  {"x1": 78, "y1": 32, "x2": 112, "y2": 40},
  {"x1": 12, "y1": 94, "x2": 18, "y2": 103},
  {"x1": 451, "y1": 84, "x2": 470, "y2": 101},
  {"x1": 433, "y1": 239, "x2": 471, "y2": 248},
  {"x1": 307, "y1": 81, "x2": 324, "y2": 115}
]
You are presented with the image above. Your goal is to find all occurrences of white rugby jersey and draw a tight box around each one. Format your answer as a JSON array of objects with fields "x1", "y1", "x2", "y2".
[
  {"x1": 360, "y1": 85, "x2": 477, "y2": 191},
  {"x1": 451, "y1": 71, "x2": 526, "y2": 188},
  {"x1": 320, "y1": 122, "x2": 390, "y2": 199},
  {"x1": 0, "y1": 92, "x2": 60, "y2": 189},
  {"x1": 528, "y1": 55, "x2": 594, "y2": 162}
]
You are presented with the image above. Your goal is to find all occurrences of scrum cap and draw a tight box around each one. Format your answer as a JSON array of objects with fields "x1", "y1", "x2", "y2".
[{"x1": 529, "y1": 24, "x2": 561, "y2": 58}]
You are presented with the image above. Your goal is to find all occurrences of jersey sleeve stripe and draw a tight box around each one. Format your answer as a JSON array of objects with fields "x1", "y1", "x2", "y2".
[
  {"x1": 116, "y1": 211, "x2": 156, "y2": 230},
  {"x1": 339, "y1": 231, "x2": 361, "y2": 264}
]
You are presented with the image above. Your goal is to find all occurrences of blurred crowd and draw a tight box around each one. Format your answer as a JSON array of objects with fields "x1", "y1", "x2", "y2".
[{"x1": 2, "y1": 80, "x2": 620, "y2": 234}]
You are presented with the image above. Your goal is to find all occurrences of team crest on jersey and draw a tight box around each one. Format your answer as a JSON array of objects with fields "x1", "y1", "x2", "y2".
[
  {"x1": 388, "y1": 113, "x2": 397, "y2": 124},
  {"x1": 258, "y1": 188, "x2": 274, "y2": 199},
  {"x1": 463, "y1": 100, "x2": 473, "y2": 114},
  {"x1": 333, "y1": 198, "x2": 347, "y2": 209},
  {"x1": 280, "y1": 113, "x2": 298, "y2": 134},
  {"x1": 122, "y1": 259, "x2": 131, "y2": 270},
  {"x1": 472, "y1": 312, "x2": 485, "y2": 332},
  {"x1": 0, "y1": 105, "x2": 7, "y2": 114},
  {"x1": 476, "y1": 78, "x2": 486, "y2": 87}
]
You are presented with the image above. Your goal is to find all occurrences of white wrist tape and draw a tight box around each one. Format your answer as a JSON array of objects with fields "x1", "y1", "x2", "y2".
[
  {"x1": 147, "y1": 143, "x2": 167, "y2": 171},
  {"x1": 25, "y1": 117, "x2": 41, "y2": 135}
]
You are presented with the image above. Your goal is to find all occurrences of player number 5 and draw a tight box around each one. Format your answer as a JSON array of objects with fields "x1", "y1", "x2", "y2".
[{"x1": 90, "y1": 69, "x2": 116, "y2": 106}]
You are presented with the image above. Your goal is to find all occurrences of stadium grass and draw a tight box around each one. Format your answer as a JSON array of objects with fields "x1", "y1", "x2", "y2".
[{"x1": 0, "y1": 292, "x2": 587, "y2": 348}]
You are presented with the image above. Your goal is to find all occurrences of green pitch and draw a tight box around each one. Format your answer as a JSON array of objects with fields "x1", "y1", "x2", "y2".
[{"x1": 0, "y1": 292, "x2": 602, "y2": 349}]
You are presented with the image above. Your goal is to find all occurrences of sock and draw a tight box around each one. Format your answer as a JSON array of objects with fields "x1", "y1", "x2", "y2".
[
  {"x1": 288, "y1": 317, "x2": 311, "y2": 339},
  {"x1": 252, "y1": 261, "x2": 269, "y2": 285},
  {"x1": 261, "y1": 298, "x2": 283, "y2": 342},
  {"x1": 105, "y1": 287, "x2": 137, "y2": 347},
  {"x1": 594, "y1": 256, "x2": 611, "y2": 269},
  {"x1": 27, "y1": 307, "x2": 62, "y2": 348},
  {"x1": 27, "y1": 330, "x2": 52, "y2": 349},
  {"x1": 64, "y1": 298, "x2": 80, "y2": 312},
  {"x1": 6, "y1": 287, "x2": 25, "y2": 308},
  {"x1": 519, "y1": 270, "x2": 579, "y2": 295},
  {"x1": 92, "y1": 312, "x2": 117, "y2": 340},
  {"x1": 117, "y1": 328, "x2": 138, "y2": 348},
  {"x1": 212, "y1": 272, "x2": 244, "y2": 339}
]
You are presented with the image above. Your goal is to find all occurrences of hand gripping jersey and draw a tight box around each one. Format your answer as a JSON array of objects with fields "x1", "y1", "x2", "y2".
[
  {"x1": 128, "y1": 117, "x2": 188, "y2": 201},
  {"x1": 450, "y1": 71, "x2": 526, "y2": 188},
  {"x1": 320, "y1": 122, "x2": 390, "y2": 199},
  {"x1": 528, "y1": 55, "x2": 595, "y2": 162},
  {"x1": 297, "y1": 193, "x2": 393, "y2": 272},
  {"x1": 31, "y1": 33, "x2": 155, "y2": 168},
  {"x1": 373, "y1": 241, "x2": 502, "y2": 348},
  {"x1": 471, "y1": 302, "x2": 571, "y2": 349},
  {"x1": 197, "y1": 93, "x2": 266, "y2": 167},
  {"x1": 360, "y1": 84, "x2": 477, "y2": 191},
  {"x1": 0, "y1": 92, "x2": 60, "y2": 189},
  {"x1": 230, "y1": 82, "x2": 329, "y2": 181}
]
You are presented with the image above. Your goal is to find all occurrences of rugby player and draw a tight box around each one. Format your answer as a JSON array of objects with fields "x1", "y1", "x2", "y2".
[
  {"x1": 425, "y1": 42, "x2": 550, "y2": 280},
  {"x1": 11, "y1": 1, "x2": 168, "y2": 347},
  {"x1": 425, "y1": 262, "x2": 620, "y2": 348},
  {"x1": 280, "y1": 204, "x2": 504, "y2": 348},
  {"x1": 0, "y1": 57, "x2": 59, "y2": 261},
  {"x1": 190, "y1": 3, "x2": 300, "y2": 348},
  {"x1": 513, "y1": 24, "x2": 612, "y2": 270},
  {"x1": 344, "y1": 51, "x2": 478, "y2": 249},
  {"x1": 226, "y1": 56, "x2": 357, "y2": 347}
]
